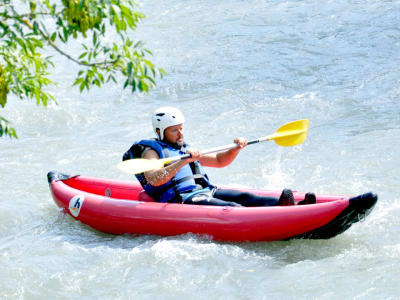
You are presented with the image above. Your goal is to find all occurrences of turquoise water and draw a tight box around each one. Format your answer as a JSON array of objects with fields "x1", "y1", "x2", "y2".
[{"x1": 1, "y1": 0, "x2": 399, "y2": 299}]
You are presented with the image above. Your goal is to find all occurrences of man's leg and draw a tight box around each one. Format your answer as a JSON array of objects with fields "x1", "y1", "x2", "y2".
[{"x1": 214, "y1": 189, "x2": 279, "y2": 207}]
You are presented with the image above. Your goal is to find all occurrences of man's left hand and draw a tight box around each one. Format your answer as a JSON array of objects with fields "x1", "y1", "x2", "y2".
[{"x1": 234, "y1": 137, "x2": 248, "y2": 149}]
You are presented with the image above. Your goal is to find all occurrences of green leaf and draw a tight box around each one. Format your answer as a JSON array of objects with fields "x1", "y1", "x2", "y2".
[
  {"x1": 11, "y1": 129, "x2": 18, "y2": 138},
  {"x1": 50, "y1": 32, "x2": 57, "y2": 42},
  {"x1": 127, "y1": 62, "x2": 133, "y2": 76},
  {"x1": 33, "y1": 21, "x2": 39, "y2": 33},
  {"x1": 63, "y1": 27, "x2": 68, "y2": 41},
  {"x1": 93, "y1": 78, "x2": 100, "y2": 87},
  {"x1": 58, "y1": 32, "x2": 65, "y2": 43},
  {"x1": 44, "y1": 0, "x2": 52, "y2": 10},
  {"x1": 0, "y1": 116, "x2": 18, "y2": 139},
  {"x1": 138, "y1": 80, "x2": 149, "y2": 93},
  {"x1": 0, "y1": 93, "x2": 7, "y2": 108},
  {"x1": 123, "y1": 79, "x2": 129, "y2": 89},
  {"x1": 35, "y1": 88, "x2": 40, "y2": 105},
  {"x1": 147, "y1": 77, "x2": 156, "y2": 85},
  {"x1": 93, "y1": 31, "x2": 97, "y2": 46},
  {"x1": 79, "y1": 80, "x2": 86, "y2": 92},
  {"x1": 78, "y1": 0, "x2": 86, "y2": 11},
  {"x1": 73, "y1": 77, "x2": 84, "y2": 86},
  {"x1": 120, "y1": 5, "x2": 134, "y2": 28},
  {"x1": 27, "y1": 40, "x2": 35, "y2": 54},
  {"x1": 98, "y1": 72, "x2": 104, "y2": 83},
  {"x1": 42, "y1": 92, "x2": 48, "y2": 106},
  {"x1": 107, "y1": 74, "x2": 117, "y2": 83}
]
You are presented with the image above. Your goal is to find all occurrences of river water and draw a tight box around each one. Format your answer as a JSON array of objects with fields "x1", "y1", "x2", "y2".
[{"x1": 1, "y1": 0, "x2": 399, "y2": 299}]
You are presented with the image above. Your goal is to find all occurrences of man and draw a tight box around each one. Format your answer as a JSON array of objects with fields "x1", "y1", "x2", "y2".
[{"x1": 123, "y1": 106, "x2": 315, "y2": 206}]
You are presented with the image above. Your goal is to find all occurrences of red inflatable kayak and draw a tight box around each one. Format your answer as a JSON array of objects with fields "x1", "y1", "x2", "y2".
[{"x1": 47, "y1": 171, "x2": 377, "y2": 242}]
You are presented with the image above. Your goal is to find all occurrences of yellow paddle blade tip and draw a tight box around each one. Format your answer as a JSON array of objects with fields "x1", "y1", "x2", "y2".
[{"x1": 270, "y1": 119, "x2": 309, "y2": 147}]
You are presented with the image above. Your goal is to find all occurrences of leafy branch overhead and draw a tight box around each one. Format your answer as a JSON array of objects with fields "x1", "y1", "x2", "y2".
[{"x1": 0, "y1": 0, "x2": 165, "y2": 138}]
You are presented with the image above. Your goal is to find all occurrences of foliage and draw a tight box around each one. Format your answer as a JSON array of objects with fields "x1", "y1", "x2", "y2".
[{"x1": 0, "y1": 0, "x2": 165, "y2": 138}]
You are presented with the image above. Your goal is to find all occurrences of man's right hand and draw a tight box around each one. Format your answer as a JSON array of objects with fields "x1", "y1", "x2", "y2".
[{"x1": 186, "y1": 148, "x2": 201, "y2": 163}]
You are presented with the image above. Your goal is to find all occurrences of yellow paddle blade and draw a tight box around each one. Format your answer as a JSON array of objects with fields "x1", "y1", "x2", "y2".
[
  {"x1": 117, "y1": 157, "x2": 174, "y2": 174},
  {"x1": 267, "y1": 119, "x2": 309, "y2": 147}
]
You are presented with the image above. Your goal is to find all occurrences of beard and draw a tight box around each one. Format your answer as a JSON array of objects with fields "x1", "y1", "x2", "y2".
[{"x1": 163, "y1": 138, "x2": 185, "y2": 149}]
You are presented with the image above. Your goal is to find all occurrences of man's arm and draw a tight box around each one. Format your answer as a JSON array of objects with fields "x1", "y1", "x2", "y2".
[
  {"x1": 143, "y1": 137, "x2": 247, "y2": 186},
  {"x1": 200, "y1": 137, "x2": 247, "y2": 168},
  {"x1": 143, "y1": 149, "x2": 199, "y2": 186}
]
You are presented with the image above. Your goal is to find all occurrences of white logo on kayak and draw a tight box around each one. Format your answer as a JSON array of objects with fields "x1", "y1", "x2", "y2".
[{"x1": 69, "y1": 195, "x2": 85, "y2": 217}]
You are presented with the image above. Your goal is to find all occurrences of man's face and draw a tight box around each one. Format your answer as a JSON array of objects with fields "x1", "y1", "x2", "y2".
[{"x1": 164, "y1": 124, "x2": 184, "y2": 146}]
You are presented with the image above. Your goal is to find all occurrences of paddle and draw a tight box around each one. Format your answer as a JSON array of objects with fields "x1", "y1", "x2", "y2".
[{"x1": 117, "y1": 119, "x2": 309, "y2": 175}]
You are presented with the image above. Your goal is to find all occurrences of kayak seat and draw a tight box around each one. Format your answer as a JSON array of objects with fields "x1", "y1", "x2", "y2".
[{"x1": 138, "y1": 191, "x2": 156, "y2": 202}]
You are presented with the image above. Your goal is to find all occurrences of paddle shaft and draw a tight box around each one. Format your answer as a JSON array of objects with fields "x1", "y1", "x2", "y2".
[{"x1": 176, "y1": 138, "x2": 264, "y2": 161}]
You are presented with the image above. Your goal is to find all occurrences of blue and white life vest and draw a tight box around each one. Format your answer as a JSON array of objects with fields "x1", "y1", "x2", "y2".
[{"x1": 123, "y1": 139, "x2": 213, "y2": 203}]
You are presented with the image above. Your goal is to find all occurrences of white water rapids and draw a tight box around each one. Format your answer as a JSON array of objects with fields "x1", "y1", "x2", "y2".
[{"x1": 1, "y1": 0, "x2": 399, "y2": 299}]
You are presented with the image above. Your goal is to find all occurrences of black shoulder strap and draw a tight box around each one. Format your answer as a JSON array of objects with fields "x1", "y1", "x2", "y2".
[
  {"x1": 122, "y1": 144, "x2": 147, "y2": 161},
  {"x1": 188, "y1": 161, "x2": 210, "y2": 186}
]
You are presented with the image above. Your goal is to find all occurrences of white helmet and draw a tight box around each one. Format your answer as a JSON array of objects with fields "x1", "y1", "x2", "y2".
[{"x1": 152, "y1": 106, "x2": 185, "y2": 140}]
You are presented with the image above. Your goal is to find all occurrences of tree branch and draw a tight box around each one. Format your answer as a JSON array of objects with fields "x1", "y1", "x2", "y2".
[
  {"x1": 45, "y1": 35, "x2": 119, "y2": 68},
  {"x1": 19, "y1": 17, "x2": 119, "y2": 68},
  {"x1": 3, "y1": 6, "x2": 119, "y2": 69}
]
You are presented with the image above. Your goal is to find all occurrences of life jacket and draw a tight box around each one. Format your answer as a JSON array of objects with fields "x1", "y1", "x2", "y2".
[{"x1": 122, "y1": 139, "x2": 213, "y2": 203}]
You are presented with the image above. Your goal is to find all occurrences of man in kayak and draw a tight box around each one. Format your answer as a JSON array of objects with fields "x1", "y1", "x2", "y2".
[{"x1": 123, "y1": 106, "x2": 315, "y2": 206}]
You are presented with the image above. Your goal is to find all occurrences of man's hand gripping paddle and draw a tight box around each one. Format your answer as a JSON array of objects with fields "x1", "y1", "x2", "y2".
[{"x1": 117, "y1": 119, "x2": 309, "y2": 175}]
